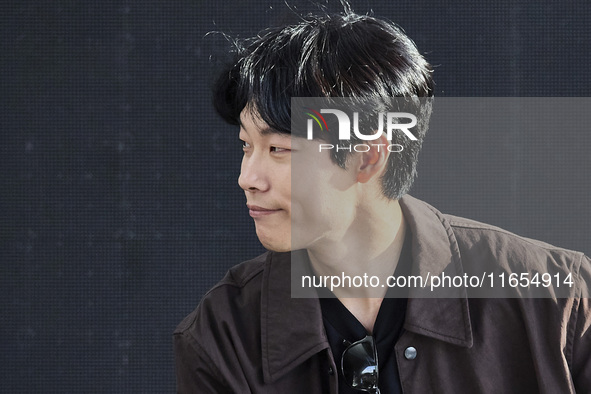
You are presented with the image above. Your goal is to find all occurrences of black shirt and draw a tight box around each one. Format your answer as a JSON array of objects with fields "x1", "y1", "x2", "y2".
[{"x1": 319, "y1": 231, "x2": 412, "y2": 394}]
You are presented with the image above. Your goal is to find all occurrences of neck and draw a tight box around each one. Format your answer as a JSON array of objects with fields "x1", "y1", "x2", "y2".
[{"x1": 307, "y1": 199, "x2": 407, "y2": 299}]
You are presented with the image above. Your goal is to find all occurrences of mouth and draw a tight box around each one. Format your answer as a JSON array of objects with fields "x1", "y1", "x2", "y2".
[{"x1": 247, "y1": 204, "x2": 281, "y2": 218}]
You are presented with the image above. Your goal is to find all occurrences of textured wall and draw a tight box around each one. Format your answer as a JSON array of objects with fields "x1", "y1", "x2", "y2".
[{"x1": 2, "y1": 0, "x2": 590, "y2": 392}]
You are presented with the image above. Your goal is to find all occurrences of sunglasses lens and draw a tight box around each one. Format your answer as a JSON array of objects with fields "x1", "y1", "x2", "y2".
[{"x1": 341, "y1": 336, "x2": 378, "y2": 391}]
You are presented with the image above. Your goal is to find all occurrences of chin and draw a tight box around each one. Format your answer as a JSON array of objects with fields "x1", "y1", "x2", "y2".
[
  {"x1": 260, "y1": 239, "x2": 291, "y2": 253},
  {"x1": 256, "y1": 232, "x2": 291, "y2": 252},
  {"x1": 265, "y1": 244, "x2": 292, "y2": 252}
]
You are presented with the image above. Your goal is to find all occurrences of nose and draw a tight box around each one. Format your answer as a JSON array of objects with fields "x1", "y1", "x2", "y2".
[{"x1": 238, "y1": 154, "x2": 270, "y2": 192}]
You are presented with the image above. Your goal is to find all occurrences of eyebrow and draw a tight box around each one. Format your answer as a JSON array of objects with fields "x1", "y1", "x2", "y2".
[
  {"x1": 260, "y1": 126, "x2": 291, "y2": 136},
  {"x1": 239, "y1": 122, "x2": 290, "y2": 137}
]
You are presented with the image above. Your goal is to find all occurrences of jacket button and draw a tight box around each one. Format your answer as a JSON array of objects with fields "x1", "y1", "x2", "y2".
[
  {"x1": 404, "y1": 346, "x2": 417, "y2": 360},
  {"x1": 328, "y1": 366, "x2": 334, "y2": 375}
]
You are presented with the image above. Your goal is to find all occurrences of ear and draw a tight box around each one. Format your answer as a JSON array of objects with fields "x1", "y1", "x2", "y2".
[{"x1": 356, "y1": 133, "x2": 390, "y2": 184}]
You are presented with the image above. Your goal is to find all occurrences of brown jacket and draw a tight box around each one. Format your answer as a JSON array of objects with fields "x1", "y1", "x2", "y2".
[{"x1": 174, "y1": 195, "x2": 591, "y2": 393}]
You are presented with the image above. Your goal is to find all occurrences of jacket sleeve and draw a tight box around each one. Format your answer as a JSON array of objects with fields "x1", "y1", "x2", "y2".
[
  {"x1": 174, "y1": 330, "x2": 233, "y2": 394},
  {"x1": 572, "y1": 255, "x2": 591, "y2": 392}
]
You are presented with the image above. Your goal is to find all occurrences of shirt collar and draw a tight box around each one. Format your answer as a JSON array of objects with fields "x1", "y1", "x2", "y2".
[{"x1": 261, "y1": 195, "x2": 473, "y2": 383}]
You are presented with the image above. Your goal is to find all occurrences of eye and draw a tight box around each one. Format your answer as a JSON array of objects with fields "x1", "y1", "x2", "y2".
[
  {"x1": 241, "y1": 140, "x2": 251, "y2": 149},
  {"x1": 270, "y1": 146, "x2": 290, "y2": 153}
]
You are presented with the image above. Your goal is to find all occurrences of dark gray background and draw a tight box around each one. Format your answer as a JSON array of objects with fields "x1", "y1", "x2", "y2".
[{"x1": 2, "y1": 0, "x2": 589, "y2": 392}]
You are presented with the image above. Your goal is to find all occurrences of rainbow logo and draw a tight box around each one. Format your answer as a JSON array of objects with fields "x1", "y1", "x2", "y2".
[{"x1": 303, "y1": 107, "x2": 329, "y2": 132}]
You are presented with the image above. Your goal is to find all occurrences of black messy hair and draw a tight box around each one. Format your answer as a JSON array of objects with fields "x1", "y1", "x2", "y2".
[{"x1": 213, "y1": 10, "x2": 434, "y2": 199}]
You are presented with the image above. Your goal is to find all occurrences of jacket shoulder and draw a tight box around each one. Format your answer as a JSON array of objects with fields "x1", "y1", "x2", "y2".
[
  {"x1": 174, "y1": 251, "x2": 269, "y2": 335},
  {"x1": 174, "y1": 253, "x2": 272, "y2": 392},
  {"x1": 443, "y1": 213, "x2": 589, "y2": 295},
  {"x1": 445, "y1": 213, "x2": 584, "y2": 256}
]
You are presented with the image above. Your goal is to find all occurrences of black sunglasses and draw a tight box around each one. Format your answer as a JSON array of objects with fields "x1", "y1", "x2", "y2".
[{"x1": 341, "y1": 335, "x2": 380, "y2": 394}]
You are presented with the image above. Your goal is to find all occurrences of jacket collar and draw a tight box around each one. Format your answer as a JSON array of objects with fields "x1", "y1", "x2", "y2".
[
  {"x1": 261, "y1": 195, "x2": 473, "y2": 383},
  {"x1": 399, "y1": 195, "x2": 473, "y2": 348},
  {"x1": 261, "y1": 251, "x2": 328, "y2": 383}
]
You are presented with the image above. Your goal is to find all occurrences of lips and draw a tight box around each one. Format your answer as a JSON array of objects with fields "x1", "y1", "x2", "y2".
[{"x1": 247, "y1": 204, "x2": 281, "y2": 218}]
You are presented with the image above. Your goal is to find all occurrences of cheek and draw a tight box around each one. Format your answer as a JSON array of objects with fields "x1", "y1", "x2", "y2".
[
  {"x1": 280, "y1": 170, "x2": 292, "y2": 201},
  {"x1": 291, "y1": 183, "x2": 328, "y2": 231}
]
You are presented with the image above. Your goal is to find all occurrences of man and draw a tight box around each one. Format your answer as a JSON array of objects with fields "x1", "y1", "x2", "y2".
[{"x1": 174, "y1": 9, "x2": 591, "y2": 393}]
